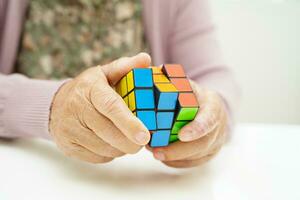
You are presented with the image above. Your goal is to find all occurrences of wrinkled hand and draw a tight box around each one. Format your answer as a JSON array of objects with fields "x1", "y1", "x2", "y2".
[
  {"x1": 148, "y1": 81, "x2": 228, "y2": 168},
  {"x1": 50, "y1": 53, "x2": 151, "y2": 163}
]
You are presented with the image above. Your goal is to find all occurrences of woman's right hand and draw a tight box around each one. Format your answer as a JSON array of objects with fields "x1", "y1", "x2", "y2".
[{"x1": 49, "y1": 53, "x2": 151, "y2": 163}]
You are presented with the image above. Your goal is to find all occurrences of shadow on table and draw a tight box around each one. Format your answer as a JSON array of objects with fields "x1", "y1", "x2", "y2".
[{"x1": 0, "y1": 138, "x2": 213, "y2": 191}]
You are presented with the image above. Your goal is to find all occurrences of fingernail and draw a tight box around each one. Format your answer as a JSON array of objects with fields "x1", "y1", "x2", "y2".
[
  {"x1": 135, "y1": 132, "x2": 149, "y2": 144},
  {"x1": 154, "y1": 151, "x2": 165, "y2": 161}
]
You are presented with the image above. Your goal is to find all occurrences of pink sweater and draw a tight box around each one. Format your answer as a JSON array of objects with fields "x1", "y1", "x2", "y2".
[{"x1": 0, "y1": 0, "x2": 240, "y2": 139}]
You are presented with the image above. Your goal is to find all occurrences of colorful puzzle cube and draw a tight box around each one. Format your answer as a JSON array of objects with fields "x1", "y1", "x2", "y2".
[
  {"x1": 155, "y1": 83, "x2": 178, "y2": 110},
  {"x1": 136, "y1": 110, "x2": 157, "y2": 131},
  {"x1": 150, "y1": 130, "x2": 171, "y2": 147},
  {"x1": 156, "y1": 112, "x2": 174, "y2": 129},
  {"x1": 115, "y1": 64, "x2": 199, "y2": 147},
  {"x1": 116, "y1": 68, "x2": 157, "y2": 131}
]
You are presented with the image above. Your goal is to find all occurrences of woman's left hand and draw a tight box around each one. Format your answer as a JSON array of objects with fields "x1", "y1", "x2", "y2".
[{"x1": 147, "y1": 80, "x2": 228, "y2": 168}]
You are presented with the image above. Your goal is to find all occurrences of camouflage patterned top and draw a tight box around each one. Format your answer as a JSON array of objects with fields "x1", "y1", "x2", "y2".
[{"x1": 17, "y1": 0, "x2": 148, "y2": 79}]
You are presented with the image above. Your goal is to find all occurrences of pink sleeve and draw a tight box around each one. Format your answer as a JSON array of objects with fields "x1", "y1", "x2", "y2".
[
  {"x1": 170, "y1": 0, "x2": 240, "y2": 126},
  {"x1": 143, "y1": 0, "x2": 240, "y2": 128},
  {"x1": 0, "y1": 73, "x2": 66, "y2": 139}
]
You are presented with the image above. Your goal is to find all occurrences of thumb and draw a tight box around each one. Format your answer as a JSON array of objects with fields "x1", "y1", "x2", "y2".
[{"x1": 102, "y1": 53, "x2": 151, "y2": 85}]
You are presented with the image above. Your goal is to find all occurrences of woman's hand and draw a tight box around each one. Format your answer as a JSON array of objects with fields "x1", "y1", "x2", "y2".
[
  {"x1": 49, "y1": 53, "x2": 151, "y2": 163},
  {"x1": 148, "y1": 80, "x2": 228, "y2": 168}
]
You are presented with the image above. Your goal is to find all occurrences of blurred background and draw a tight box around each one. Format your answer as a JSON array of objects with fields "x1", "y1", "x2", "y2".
[
  {"x1": 1, "y1": 1, "x2": 299, "y2": 199},
  {"x1": 211, "y1": 0, "x2": 300, "y2": 124}
]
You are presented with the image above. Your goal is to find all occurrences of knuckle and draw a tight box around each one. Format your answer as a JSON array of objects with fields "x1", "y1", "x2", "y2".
[
  {"x1": 76, "y1": 78, "x2": 91, "y2": 89},
  {"x1": 97, "y1": 91, "x2": 121, "y2": 115}
]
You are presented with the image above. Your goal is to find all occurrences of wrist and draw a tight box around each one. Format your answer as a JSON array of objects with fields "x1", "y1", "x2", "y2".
[
  {"x1": 2, "y1": 76, "x2": 68, "y2": 139},
  {"x1": 49, "y1": 79, "x2": 73, "y2": 136}
]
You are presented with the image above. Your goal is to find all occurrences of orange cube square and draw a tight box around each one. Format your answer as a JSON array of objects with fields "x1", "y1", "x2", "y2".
[
  {"x1": 178, "y1": 93, "x2": 198, "y2": 107},
  {"x1": 170, "y1": 78, "x2": 192, "y2": 92},
  {"x1": 163, "y1": 64, "x2": 186, "y2": 78}
]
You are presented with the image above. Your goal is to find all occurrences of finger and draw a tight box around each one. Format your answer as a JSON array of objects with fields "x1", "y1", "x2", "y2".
[
  {"x1": 185, "y1": 145, "x2": 222, "y2": 160},
  {"x1": 57, "y1": 141, "x2": 113, "y2": 164},
  {"x1": 162, "y1": 152, "x2": 217, "y2": 168},
  {"x1": 90, "y1": 78, "x2": 150, "y2": 145},
  {"x1": 57, "y1": 119, "x2": 124, "y2": 158},
  {"x1": 75, "y1": 127, "x2": 125, "y2": 158},
  {"x1": 152, "y1": 125, "x2": 219, "y2": 161},
  {"x1": 84, "y1": 106, "x2": 142, "y2": 154},
  {"x1": 101, "y1": 52, "x2": 151, "y2": 85},
  {"x1": 182, "y1": 112, "x2": 227, "y2": 160},
  {"x1": 147, "y1": 129, "x2": 223, "y2": 161},
  {"x1": 179, "y1": 83, "x2": 222, "y2": 142}
]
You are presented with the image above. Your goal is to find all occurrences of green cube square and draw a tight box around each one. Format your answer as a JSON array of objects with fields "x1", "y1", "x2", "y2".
[
  {"x1": 169, "y1": 134, "x2": 179, "y2": 143},
  {"x1": 176, "y1": 107, "x2": 198, "y2": 121},
  {"x1": 171, "y1": 121, "x2": 189, "y2": 134}
]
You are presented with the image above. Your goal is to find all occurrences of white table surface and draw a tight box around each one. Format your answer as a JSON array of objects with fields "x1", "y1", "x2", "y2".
[{"x1": 0, "y1": 124, "x2": 299, "y2": 200}]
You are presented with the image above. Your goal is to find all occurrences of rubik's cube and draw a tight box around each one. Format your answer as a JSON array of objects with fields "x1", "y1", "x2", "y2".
[{"x1": 115, "y1": 64, "x2": 199, "y2": 147}]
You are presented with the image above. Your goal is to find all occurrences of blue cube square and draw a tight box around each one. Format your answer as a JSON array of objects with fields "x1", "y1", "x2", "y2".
[
  {"x1": 157, "y1": 112, "x2": 174, "y2": 129},
  {"x1": 135, "y1": 89, "x2": 155, "y2": 109},
  {"x1": 150, "y1": 130, "x2": 170, "y2": 147},
  {"x1": 157, "y1": 92, "x2": 178, "y2": 110},
  {"x1": 136, "y1": 111, "x2": 156, "y2": 131},
  {"x1": 133, "y1": 69, "x2": 153, "y2": 88}
]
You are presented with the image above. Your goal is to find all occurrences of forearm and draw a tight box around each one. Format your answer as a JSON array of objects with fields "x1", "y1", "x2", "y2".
[{"x1": 0, "y1": 73, "x2": 66, "y2": 139}]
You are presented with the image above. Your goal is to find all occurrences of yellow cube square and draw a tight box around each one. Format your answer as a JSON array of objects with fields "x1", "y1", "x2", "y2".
[
  {"x1": 120, "y1": 76, "x2": 128, "y2": 97},
  {"x1": 151, "y1": 66, "x2": 163, "y2": 74},
  {"x1": 155, "y1": 83, "x2": 178, "y2": 92},
  {"x1": 128, "y1": 91, "x2": 136, "y2": 111},
  {"x1": 126, "y1": 70, "x2": 134, "y2": 92},
  {"x1": 153, "y1": 74, "x2": 170, "y2": 83}
]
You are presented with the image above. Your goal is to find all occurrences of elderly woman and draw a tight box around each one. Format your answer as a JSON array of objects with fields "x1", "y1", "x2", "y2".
[{"x1": 0, "y1": 0, "x2": 239, "y2": 168}]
